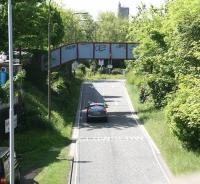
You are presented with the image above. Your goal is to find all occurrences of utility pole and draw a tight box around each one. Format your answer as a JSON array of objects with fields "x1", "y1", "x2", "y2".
[
  {"x1": 8, "y1": 0, "x2": 14, "y2": 183},
  {"x1": 48, "y1": 0, "x2": 52, "y2": 121}
]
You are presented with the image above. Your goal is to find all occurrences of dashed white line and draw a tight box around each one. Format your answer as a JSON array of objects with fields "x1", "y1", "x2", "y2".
[{"x1": 79, "y1": 136, "x2": 144, "y2": 142}]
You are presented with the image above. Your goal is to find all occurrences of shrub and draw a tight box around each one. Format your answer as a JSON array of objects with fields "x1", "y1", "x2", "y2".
[
  {"x1": 97, "y1": 67, "x2": 107, "y2": 74},
  {"x1": 166, "y1": 75, "x2": 200, "y2": 149},
  {"x1": 111, "y1": 68, "x2": 122, "y2": 75},
  {"x1": 77, "y1": 64, "x2": 86, "y2": 75},
  {"x1": 50, "y1": 72, "x2": 70, "y2": 96},
  {"x1": 148, "y1": 75, "x2": 176, "y2": 108},
  {"x1": 139, "y1": 84, "x2": 150, "y2": 103},
  {"x1": 0, "y1": 70, "x2": 26, "y2": 103}
]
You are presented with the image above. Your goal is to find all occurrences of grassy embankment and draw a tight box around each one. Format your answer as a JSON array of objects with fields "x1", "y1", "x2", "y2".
[
  {"x1": 19, "y1": 78, "x2": 81, "y2": 184},
  {"x1": 126, "y1": 81, "x2": 200, "y2": 175},
  {"x1": 0, "y1": 74, "x2": 81, "y2": 184}
]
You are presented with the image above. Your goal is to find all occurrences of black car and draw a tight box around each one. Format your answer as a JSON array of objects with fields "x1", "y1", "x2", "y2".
[
  {"x1": 0, "y1": 147, "x2": 21, "y2": 184},
  {"x1": 86, "y1": 102, "x2": 108, "y2": 122}
]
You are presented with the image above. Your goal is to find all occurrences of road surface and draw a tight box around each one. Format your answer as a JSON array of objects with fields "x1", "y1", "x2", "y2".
[{"x1": 71, "y1": 79, "x2": 171, "y2": 184}]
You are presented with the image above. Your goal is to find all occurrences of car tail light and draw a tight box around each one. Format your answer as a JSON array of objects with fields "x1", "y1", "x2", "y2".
[{"x1": 0, "y1": 178, "x2": 7, "y2": 184}]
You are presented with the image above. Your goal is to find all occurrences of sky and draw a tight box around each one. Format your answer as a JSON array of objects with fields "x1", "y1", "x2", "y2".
[{"x1": 56, "y1": 0, "x2": 166, "y2": 19}]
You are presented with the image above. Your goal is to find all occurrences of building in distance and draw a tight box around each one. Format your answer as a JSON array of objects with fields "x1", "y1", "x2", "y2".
[{"x1": 118, "y1": 2, "x2": 129, "y2": 18}]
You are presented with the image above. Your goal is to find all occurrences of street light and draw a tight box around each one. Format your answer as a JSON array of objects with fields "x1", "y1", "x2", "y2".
[
  {"x1": 48, "y1": 0, "x2": 52, "y2": 121},
  {"x1": 8, "y1": 0, "x2": 15, "y2": 183}
]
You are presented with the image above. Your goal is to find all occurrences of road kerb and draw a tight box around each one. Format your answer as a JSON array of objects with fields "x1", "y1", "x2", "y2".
[{"x1": 67, "y1": 82, "x2": 83, "y2": 184}]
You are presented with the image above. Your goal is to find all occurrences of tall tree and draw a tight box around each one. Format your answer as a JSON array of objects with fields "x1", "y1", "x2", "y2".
[
  {"x1": 0, "y1": 0, "x2": 64, "y2": 50},
  {"x1": 95, "y1": 12, "x2": 129, "y2": 42}
]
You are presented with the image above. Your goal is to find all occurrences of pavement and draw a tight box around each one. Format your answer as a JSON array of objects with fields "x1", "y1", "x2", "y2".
[{"x1": 70, "y1": 79, "x2": 172, "y2": 184}]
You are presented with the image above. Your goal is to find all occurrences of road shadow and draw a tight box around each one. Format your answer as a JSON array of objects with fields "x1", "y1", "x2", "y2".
[
  {"x1": 80, "y1": 111, "x2": 138, "y2": 130},
  {"x1": 80, "y1": 81, "x2": 140, "y2": 130}
]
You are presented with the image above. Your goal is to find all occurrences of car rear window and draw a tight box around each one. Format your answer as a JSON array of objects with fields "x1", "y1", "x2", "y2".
[{"x1": 89, "y1": 105, "x2": 104, "y2": 110}]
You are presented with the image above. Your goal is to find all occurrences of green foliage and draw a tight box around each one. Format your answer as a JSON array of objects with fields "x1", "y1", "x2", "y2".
[
  {"x1": 126, "y1": 70, "x2": 144, "y2": 86},
  {"x1": 13, "y1": 78, "x2": 82, "y2": 183},
  {"x1": 126, "y1": 82, "x2": 200, "y2": 174},
  {"x1": 127, "y1": 0, "x2": 200, "y2": 147},
  {"x1": 166, "y1": 76, "x2": 200, "y2": 149},
  {"x1": 111, "y1": 68, "x2": 122, "y2": 75},
  {"x1": 96, "y1": 12, "x2": 129, "y2": 42},
  {"x1": 0, "y1": 1, "x2": 64, "y2": 50},
  {"x1": 14, "y1": 69, "x2": 26, "y2": 83},
  {"x1": 59, "y1": 8, "x2": 96, "y2": 43},
  {"x1": 51, "y1": 72, "x2": 68, "y2": 95},
  {"x1": 0, "y1": 69, "x2": 26, "y2": 103},
  {"x1": 97, "y1": 67, "x2": 107, "y2": 74},
  {"x1": 78, "y1": 63, "x2": 87, "y2": 75},
  {"x1": 147, "y1": 75, "x2": 176, "y2": 108}
]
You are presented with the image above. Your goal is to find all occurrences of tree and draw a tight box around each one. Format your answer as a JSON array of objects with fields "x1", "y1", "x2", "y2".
[
  {"x1": 127, "y1": 0, "x2": 200, "y2": 147},
  {"x1": 59, "y1": 9, "x2": 96, "y2": 43},
  {"x1": 0, "y1": 0, "x2": 64, "y2": 50},
  {"x1": 95, "y1": 12, "x2": 129, "y2": 42}
]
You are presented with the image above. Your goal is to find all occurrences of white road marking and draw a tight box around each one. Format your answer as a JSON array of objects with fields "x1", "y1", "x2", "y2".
[
  {"x1": 123, "y1": 81, "x2": 171, "y2": 184},
  {"x1": 79, "y1": 136, "x2": 144, "y2": 142},
  {"x1": 74, "y1": 84, "x2": 84, "y2": 184}
]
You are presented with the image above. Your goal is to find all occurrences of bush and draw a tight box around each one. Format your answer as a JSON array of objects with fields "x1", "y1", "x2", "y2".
[
  {"x1": 148, "y1": 75, "x2": 176, "y2": 108},
  {"x1": 0, "y1": 70, "x2": 26, "y2": 103},
  {"x1": 166, "y1": 75, "x2": 200, "y2": 149},
  {"x1": 97, "y1": 67, "x2": 107, "y2": 74},
  {"x1": 126, "y1": 70, "x2": 143, "y2": 86},
  {"x1": 77, "y1": 64, "x2": 86, "y2": 75},
  {"x1": 51, "y1": 72, "x2": 67, "y2": 95},
  {"x1": 111, "y1": 68, "x2": 122, "y2": 75}
]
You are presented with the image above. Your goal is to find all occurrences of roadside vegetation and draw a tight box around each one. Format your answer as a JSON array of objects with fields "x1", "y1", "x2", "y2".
[
  {"x1": 76, "y1": 63, "x2": 125, "y2": 80},
  {"x1": 126, "y1": 0, "x2": 200, "y2": 175},
  {"x1": 1, "y1": 62, "x2": 82, "y2": 183},
  {"x1": 126, "y1": 83, "x2": 200, "y2": 175}
]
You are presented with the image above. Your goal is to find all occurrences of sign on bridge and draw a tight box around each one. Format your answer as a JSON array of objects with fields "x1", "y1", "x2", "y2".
[{"x1": 42, "y1": 42, "x2": 138, "y2": 69}]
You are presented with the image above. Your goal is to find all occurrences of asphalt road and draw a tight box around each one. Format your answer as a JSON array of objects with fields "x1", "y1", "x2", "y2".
[{"x1": 71, "y1": 79, "x2": 171, "y2": 184}]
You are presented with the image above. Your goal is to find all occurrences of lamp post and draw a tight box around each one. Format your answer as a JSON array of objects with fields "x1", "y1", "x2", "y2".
[
  {"x1": 8, "y1": 0, "x2": 14, "y2": 183},
  {"x1": 48, "y1": 0, "x2": 52, "y2": 121}
]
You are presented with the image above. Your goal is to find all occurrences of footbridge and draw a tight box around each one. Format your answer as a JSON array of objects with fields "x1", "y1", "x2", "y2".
[{"x1": 42, "y1": 42, "x2": 138, "y2": 69}]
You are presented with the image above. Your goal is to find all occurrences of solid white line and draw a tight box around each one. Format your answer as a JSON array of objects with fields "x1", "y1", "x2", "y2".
[
  {"x1": 123, "y1": 81, "x2": 171, "y2": 184},
  {"x1": 74, "y1": 83, "x2": 84, "y2": 184}
]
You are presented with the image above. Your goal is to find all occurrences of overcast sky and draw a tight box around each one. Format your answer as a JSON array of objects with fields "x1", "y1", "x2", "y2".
[{"x1": 56, "y1": 0, "x2": 166, "y2": 19}]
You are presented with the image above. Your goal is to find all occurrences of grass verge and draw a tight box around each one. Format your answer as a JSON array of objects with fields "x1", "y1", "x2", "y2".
[
  {"x1": 126, "y1": 83, "x2": 200, "y2": 175},
  {"x1": 85, "y1": 73, "x2": 125, "y2": 80}
]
